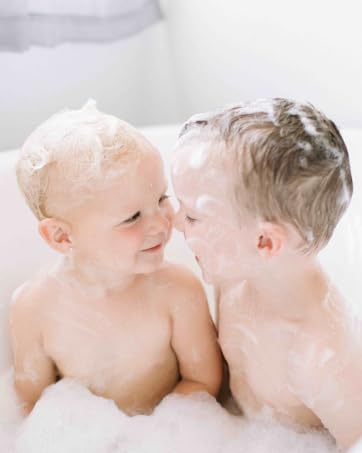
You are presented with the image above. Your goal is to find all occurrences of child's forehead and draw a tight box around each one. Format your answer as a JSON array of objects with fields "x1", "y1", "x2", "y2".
[
  {"x1": 55, "y1": 151, "x2": 165, "y2": 215},
  {"x1": 100, "y1": 156, "x2": 165, "y2": 193},
  {"x1": 174, "y1": 137, "x2": 235, "y2": 172},
  {"x1": 173, "y1": 140, "x2": 212, "y2": 167},
  {"x1": 173, "y1": 144, "x2": 230, "y2": 190}
]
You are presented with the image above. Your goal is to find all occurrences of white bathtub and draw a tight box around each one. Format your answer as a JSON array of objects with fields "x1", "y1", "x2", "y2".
[{"x1": 1, "y1": 124, "x2": 362, "y2": 452}]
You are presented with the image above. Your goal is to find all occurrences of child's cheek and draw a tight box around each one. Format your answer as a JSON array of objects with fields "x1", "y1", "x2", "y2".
[
  {"x1": 195, "y1": 224, "x2": 221, "y2": 257},
  {"x1": 184, "y1": 224, "x2": 203, "y2": 255},
  {"x1": 161, "y1": 202, "x2": 175, "y2": 241},
  {"x1": 113, "y1": 223, "x2": 145, "y2": 251}
]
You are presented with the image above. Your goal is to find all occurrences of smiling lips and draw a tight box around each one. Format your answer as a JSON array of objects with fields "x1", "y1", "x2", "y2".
[{"x1": 142, "y1": 243, "x2": 163, "y2": 252}]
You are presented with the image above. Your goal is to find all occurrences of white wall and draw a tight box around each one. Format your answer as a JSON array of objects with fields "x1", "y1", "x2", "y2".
[
  {"x1": 161, "y1": 0, "x2": 362, "y2": 129},
  {"x1": 0, "y1": 21, "x2": 179, "y2": 151},
  {"x1": 0, "y1": 1, "x2": 361, "y2": 150}
]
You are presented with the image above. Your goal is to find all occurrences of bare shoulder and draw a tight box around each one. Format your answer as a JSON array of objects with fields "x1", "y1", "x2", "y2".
[
  {"x1": 153, "y1": 261, "x2": 206, "y2": 297},
  {"x1": 289, "y1": 292, "x2": 362, "y2": 448},
  {"x1": 150, "y1": 262, "x2": 210, "y2": 316},
  {"x1": 10, "y1": 273, "x2": 52, "y2": 326}
]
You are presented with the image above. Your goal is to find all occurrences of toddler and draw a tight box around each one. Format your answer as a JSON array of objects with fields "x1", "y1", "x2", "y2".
[
  {"x1": 171, "y1": 98, "x2": 362, "y2": 449},
  {"x1": 10, "y1": 101, "x2": 222, "y2": 416}
]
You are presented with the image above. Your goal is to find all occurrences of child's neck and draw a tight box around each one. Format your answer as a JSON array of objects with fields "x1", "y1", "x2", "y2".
[
  {"x1": 53, "y1": 256, "x2": 138, "y2": 298},
  {"x1": 224, "y1": 256, "x2": 330, "y2": 321}
]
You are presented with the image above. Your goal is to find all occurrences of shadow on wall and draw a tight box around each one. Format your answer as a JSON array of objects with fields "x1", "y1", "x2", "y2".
[
  {"x1": 0, "y1": 0, "x2": 161, "y2": 51},
  {"x1": 0, "y1": 0, "x2": 179, "y2": 151}
]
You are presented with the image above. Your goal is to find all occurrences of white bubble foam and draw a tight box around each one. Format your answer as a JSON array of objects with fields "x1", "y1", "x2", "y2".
[
  {"x1": 288, "y1": 106, "x2": 318, "y2": 137},
  {"x1": 188, "y1": 146, "x2": 209, "y2": 169},
  {"x1": 298, "y1": 141, "x2": 313, "y2": 153},
  {"x1": 229, "y1": 99, "x2": 277, "y2": 124},
  {"x1": 318, "y1": 348, "x2": 335, "y2": 368},
  {"x1": 7, "y1": 378, "x2": 340, "y2": 453},
  {"x1": 350, "y1": 438, "x2": 362, "y2": 453}
]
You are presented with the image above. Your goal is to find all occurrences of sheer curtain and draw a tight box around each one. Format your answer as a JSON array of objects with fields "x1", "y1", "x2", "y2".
[{"x1": 0, "y1": 0, "x2": 161, "y2": 51}]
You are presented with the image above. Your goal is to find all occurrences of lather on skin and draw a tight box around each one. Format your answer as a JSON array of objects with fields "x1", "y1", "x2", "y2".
[{"x1": 171, "y1": 98, "x2": 362, "y2": 450}]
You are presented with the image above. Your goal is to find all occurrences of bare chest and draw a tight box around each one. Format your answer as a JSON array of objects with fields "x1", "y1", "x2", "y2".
[
  {"x1": 42, "y1": 293, "x2": 178, "y2": 406},
  {"x1": 218, "y1": 298, "x2": 321, "y2": 426}
]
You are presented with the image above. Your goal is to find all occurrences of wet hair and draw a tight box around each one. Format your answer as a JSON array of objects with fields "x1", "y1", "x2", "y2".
[
  {"x1": 16, "y1": 100, "x2": 149, "y2": 220},
  {"x1": 177, "y1": 98, "x2": 353, "y2": 253}
]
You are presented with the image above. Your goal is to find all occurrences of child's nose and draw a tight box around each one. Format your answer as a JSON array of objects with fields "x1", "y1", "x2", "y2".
[{"x1": 148, "y1": 211, "x2": 171, "y2": 236}]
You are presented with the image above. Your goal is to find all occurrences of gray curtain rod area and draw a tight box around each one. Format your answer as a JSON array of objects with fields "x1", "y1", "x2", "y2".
[{"x1": 0, "y1": 0, "x2": 162, "y2": 52}]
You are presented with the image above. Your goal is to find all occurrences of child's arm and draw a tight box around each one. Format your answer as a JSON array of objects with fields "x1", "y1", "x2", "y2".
[
  {"x1": 9, "y1": 287, "x2": 57, "y2": 415},
  {"x1": 312, "y1": 352, "x2": 362, "y2": 449},
  {"x1": 169, "y1": 267, "x2": 223, "y2": 397},
  {"x1": 292, "y1": 336, "x2": 362, "y2": 449},
  {"x1": 214, "y1": 286, "x2": 221, "y2": 329}
]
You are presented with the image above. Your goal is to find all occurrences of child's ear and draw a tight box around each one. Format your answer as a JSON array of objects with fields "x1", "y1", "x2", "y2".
[
  {"x1": 38, "y1": 218, "x2": 72, "y2": 254},
  {"x1": 256, "y1": 222, "x2": 287, "y2": 260}
]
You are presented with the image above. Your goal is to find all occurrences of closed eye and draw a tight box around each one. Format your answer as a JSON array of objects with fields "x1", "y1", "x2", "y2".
[
  {"x1": 123, "y1": 211, "x2": 140, "y2": 224},
  {"x1": 185, "y1": 215, "x2": 197, "y2": 224}
]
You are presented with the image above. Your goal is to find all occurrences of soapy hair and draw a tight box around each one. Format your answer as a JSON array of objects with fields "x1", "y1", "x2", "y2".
[
  {"x1": 177, "y1": 98, "x2": 353, "y2": 253},
  {"x1": 16, "y1": 100, "x2": 146, "y2": 220}
]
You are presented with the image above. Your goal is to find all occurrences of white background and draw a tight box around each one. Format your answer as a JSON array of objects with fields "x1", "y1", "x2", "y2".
[{"x1": 0, "y1": 0, "x2": 361, "y2": 150}]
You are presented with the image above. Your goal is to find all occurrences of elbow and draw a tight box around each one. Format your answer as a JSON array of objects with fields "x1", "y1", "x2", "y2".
[
  {"x1": 199, "y1": 368, "x2": 223, "y2": 397},
  {"x1": 206, "y1": 375, "x2": 222, "y2": 398},
  {"x1": 13, "y1": 378, "x2": 39, "y2": 415},
  {"x1": 336, "y1": 431, "x2": 362, "y2": 451},
  {"x1": 20, "y1": 402, "x2": 34, "y2": 417}
]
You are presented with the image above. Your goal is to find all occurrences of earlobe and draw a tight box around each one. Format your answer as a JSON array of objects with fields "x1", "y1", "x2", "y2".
[{"x1": 38, "y1": 218, "x2": 72, "y2": 254}]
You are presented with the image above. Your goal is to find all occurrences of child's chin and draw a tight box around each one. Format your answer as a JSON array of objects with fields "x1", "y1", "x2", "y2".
[{"x1": 136, "y1": 256, "x2": 164, "y2": 274}]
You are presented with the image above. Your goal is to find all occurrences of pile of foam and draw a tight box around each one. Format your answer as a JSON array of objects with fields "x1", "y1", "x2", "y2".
[
  {"x1": 0, "y1": 378, "x2": 342, "y2": 453},
  {"x1": 351, "y1": 440, "x2": 362, "y2": 453},
  {"x1": 0, "y1": 368, "x2": 23, "y2": 453}
]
